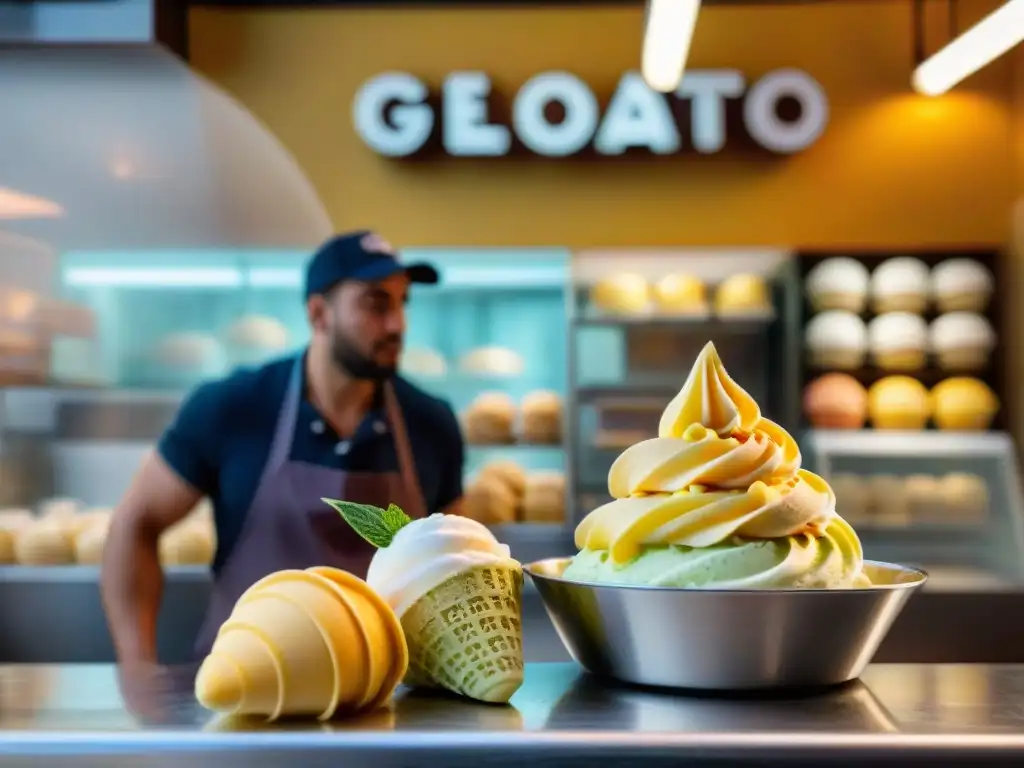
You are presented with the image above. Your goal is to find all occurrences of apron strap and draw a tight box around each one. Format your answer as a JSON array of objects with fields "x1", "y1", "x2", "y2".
[
  {"x1": 268, "y1": 354, "x2": 305, "y2": 468},
  {"x1": 383, "y1": 382, "x2": 428, "y2": 519}
]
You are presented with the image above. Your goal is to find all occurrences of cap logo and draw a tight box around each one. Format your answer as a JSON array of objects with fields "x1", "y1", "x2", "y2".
[{"x1": 360, "y1": 233, "x2": 394, "y2": 255}]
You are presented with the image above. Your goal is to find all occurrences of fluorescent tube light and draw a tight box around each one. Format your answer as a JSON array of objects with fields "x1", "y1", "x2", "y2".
[
  {"x1": 912, "y1": 0, "x2": 1024, "y2": 96},
  {"x1": 247, "y1": 267, "x2": 302, "y2": 288},
  {"x1": 64, "y1": 267, "x2": 243, "y2": 288},
  {"x1": 248, "y1": 265, "x2": 567, "y2": 289},
  {"x1": 443, "y1": 265, "x2": 565, "y2": 288},
  {"x1": 642, "y1": 0, "x2": 702, "y2": 93}
]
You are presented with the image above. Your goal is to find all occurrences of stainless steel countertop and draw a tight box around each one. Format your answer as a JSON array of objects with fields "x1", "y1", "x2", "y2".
[{"x1": 1, "y1": 663, "x2": 1023, "y2": 766}]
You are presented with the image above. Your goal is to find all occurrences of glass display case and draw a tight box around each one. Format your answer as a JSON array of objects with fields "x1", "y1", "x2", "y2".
[
  {"x1": 0, "y1": 246, "x2": 570, "y2": 547},
  {"x1": 795, "y1": 250, "x2": 1024, "y2": 586},
  {"x1": 58, "y1": 249, "x2": 306, "y2": 389},
  {"x1": 803, "y1": 430, "x2": 1024, "y2": 588},
  {"x1": 566, "y1": 248, "x2": 801, "y2": 526},
  {"x1": 397, "y1": 249, "x2": 568, "y2": 471},
  {"x1": 52, "y1": 247, "x2": 571, "y2": 513},
  {"x1": 400, "y1": 250, "x2": 570, "y2": 530},
  {"x1": 0, "y1": 40, "x2": 345, "y2": 595}
]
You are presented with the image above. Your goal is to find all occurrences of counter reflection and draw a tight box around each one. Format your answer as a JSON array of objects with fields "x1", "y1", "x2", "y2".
[{"x1": 2, "y1": 663, "x2": 1023, "y2": 737}]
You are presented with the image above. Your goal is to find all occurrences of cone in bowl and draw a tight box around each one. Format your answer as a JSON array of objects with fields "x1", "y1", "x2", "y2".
[
  {"x1": 324, "y1": 499, "x2": 524, "y2": 704},
  {"x1": 194, "y1": 566, "x2": 407, "y2": 721}
]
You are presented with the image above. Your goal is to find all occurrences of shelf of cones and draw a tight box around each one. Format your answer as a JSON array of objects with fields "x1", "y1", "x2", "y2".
[
  {"x1": 0, "y1": 520, "x2": 573, "y2": 575},
  {"x1": 0, "y1": 522, "x2": 573, "y2": 578}
]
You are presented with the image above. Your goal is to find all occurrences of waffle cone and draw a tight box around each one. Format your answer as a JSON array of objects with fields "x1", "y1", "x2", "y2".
[{"x1": 400, "y1": 564, "x2": 524, "y2": 704}]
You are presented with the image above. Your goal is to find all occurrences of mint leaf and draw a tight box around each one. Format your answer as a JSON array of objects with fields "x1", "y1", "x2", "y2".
[
  {"x1": 382, "y1": 503, "x2": 412, "y2": 534},
  {"x1": 322, "y1": 498, "x2": 411, "y2": 549}
]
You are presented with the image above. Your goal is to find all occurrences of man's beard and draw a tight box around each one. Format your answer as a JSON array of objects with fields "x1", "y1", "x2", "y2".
[{"x1": 330, "y1": 330, "x2": 400, "y2": 381}]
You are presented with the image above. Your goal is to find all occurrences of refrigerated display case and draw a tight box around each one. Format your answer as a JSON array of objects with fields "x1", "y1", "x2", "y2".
[
  {"x1": 796, "y1": 249, "x2": 1022, "y2": 582},
  {"x1": 803, "y1": 430, "x2": 1024, "y2": 588},
  {"x1": 48, "y1": 248, "x2": 572, "y2": 521}
]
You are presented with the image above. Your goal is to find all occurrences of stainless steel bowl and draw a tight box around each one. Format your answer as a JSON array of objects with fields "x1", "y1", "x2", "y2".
[{"x1": 525, "y1": 558, "x2": 927, "y2": 691}]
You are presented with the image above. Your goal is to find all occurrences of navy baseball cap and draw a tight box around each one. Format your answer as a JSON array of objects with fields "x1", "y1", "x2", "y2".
[{"x1": 304, "y1": 230, "x2": 439, "y2": 298}]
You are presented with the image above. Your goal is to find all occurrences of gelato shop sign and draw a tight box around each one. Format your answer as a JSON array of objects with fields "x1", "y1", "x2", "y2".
[{"x1": 353, "y1": 69, "x2": 828, "y2": 158}]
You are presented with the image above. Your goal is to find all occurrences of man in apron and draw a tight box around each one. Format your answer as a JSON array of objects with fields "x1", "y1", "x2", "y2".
[{"x1": 101, "y1": 231, "x2": 465, "y2": 666}]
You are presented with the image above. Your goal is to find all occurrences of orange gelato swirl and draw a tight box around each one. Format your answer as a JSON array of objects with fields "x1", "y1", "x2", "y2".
[{"x1": 577, "y1": 342, "x2": 855, "y2": 568}]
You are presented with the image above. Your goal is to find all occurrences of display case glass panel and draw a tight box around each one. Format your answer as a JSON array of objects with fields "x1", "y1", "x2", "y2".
[
  {"x1": 804, "y1": 430, "x2": 1024, "y2": 587},
  {"x1": 399, "y1": 249, "x2": 569, "y2": 480}
]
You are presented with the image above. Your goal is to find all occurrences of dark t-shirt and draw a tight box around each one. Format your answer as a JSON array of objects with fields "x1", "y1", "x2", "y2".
[{"x1": 156, "y1": 354, "x2": 464, "y2": 573}]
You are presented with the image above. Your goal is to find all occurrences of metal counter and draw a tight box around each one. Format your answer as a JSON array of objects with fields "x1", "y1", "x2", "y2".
[
  {"x1": 5, "y1": 566, "x2": 1024, "y2": 665},
  {"x1": 1, "y1": 663, "x2": 1023, "y2": 766}
]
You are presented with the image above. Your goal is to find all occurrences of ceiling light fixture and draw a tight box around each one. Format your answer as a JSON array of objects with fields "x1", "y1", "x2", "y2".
[
  {"x1": 912, "y1": 0, "x2": 1024, "y2": 96},
  {"x1": 642, "y1": 0, "x2": 703, "y2": 93}
]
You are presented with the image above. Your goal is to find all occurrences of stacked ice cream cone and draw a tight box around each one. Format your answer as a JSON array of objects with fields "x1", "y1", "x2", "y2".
[{"x1": 194, "y1": 566, "x2": 407, "y2": 721}]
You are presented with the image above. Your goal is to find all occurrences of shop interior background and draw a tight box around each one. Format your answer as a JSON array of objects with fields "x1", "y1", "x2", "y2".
[{"x1": 0, "y1": 0, "x2": 1022, "y2": 664}]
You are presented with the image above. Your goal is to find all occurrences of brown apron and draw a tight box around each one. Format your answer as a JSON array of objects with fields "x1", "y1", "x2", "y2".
[{"x1": 193, "y1": 355, "x2": 427, "y2": 657}]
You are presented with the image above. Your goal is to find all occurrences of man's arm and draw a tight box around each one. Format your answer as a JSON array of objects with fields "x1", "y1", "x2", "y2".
[
  {"x1": 101, "y1": 452, "x2": 201, "y2": 662},
  {"x1": 436, "y1": 402, "x2": 465, "y2": 516},
  {"x1": 101, "y1": 381, "x2": 226, "y2": 663}
]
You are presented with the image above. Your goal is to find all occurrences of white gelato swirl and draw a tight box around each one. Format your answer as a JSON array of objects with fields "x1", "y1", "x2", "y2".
[{"x1": 366, "y1": 513, "x2": 518, "y2": 617}]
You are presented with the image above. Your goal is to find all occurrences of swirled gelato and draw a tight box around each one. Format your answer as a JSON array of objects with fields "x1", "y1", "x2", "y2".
[{"x1": 564, "y1": 342, "x2": 868, "y2": 589}]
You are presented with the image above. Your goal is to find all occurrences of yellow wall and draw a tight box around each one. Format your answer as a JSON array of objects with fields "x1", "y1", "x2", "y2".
[
  {"x1": 1018, "y1": 47, "x2": 1024, "y2": 191},
  {"x1": 1017, "y1": 47, "x2": 1024, "y2": 196},
  {"x1": 189, "y1": 2, "x2": 1017, "y2": 249}
]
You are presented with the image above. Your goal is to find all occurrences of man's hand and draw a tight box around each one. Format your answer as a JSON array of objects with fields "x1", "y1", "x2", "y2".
[{"x1": 117, "y1": 662, "x2": 196, "y2": 726}]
